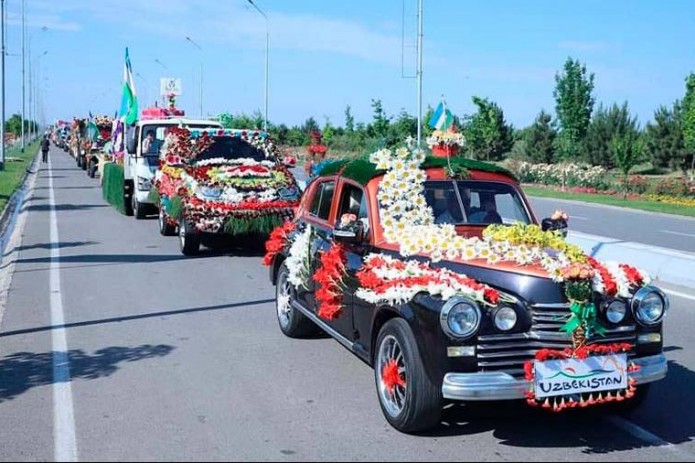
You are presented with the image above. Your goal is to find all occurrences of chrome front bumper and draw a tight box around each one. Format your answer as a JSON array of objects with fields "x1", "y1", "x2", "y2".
[{"x1": 442, "y1": 354, "x2": 667, "y2": 401}]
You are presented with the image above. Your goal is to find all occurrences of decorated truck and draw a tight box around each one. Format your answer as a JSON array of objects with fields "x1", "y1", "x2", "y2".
[
  {"x1": 153, "y1": 128, "x2": 301, "y2": 256},
  {"x1": 264, "y1": 142, "x2": 668, "y2": 433},
  {"x1": 122, "y1": 106, "x2": 223, "y2": 218}
]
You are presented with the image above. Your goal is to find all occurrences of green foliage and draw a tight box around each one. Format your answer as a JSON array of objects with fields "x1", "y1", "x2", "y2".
[
  {"x1": 462, "y1": 96, "x2": 514, "y2": 161},
  {"x1": 523, "y1": 110, "x2": 556, "y2": 163},
  {"x1": 611, "y1": 128, "x2": 644, "y2": 197},
  {"x1": 553, "y1": 58, "x2": 595, "y2": 160},
  {"x1": 148, "y1": 187, "x2": 161, "y2": 205},
  {"x1": 223, "y1": 214, "x2": 285, "y2": 236},
  {"x1": 344, "y1": 105, "x2": 355, "y2": 132},
  {"x1": 644, "y1": 102, "x2": 688, "y2": 172},
  {"x1": 682, "y1": 73, "x2": 695, "y2": 178},
  {"x1": 4, "y1": 113, "x2": 37, "y2": 136},
  {"x1": 584, "y1": 102, "x2": 640, "y2": 169},
  {"x1": 167, "y1": 195, "x2": 183, "y2": 220},
  {"x1": 370, "y1": 99, "x2": 391, "y2": 139}
]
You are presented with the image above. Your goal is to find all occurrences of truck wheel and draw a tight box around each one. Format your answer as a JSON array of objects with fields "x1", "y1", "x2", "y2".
[
  {"x1": 276, "y1": 262, "x2": 316, "y2": 338},
  {"x1": 158, "y1": 204, "x2": 176, "y2": 236},
  {"x1": 81, "y1": 157, "x2": 87, "y2": 171},
  {"x1": 88, "y1": 160, "x2": 97, "y2": 178},
  {"x1": 133, "y1": 196, "x2": 147, "y2": 220},
  {"x1": 179, "y1": 214, "x2": 201, "y2": 256},
  {"x1": 375, "y1": 318, "x2": 442, "y2": 434},
  {"x1": 76, "y1": 155, "x2": 82, "y2": 168}
]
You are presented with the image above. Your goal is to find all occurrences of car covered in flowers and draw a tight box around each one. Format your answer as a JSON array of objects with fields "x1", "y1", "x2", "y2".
[
  {"x1": 263, "y1": 142, "x2": 669, "y2": 433},
  {"x1": 153, "y1": 128, "x2": 301, "y2": 255}
]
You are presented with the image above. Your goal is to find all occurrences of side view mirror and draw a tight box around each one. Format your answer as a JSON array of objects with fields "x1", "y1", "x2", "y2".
[
  {"x1": 541, "y1": 217, "x2": 568, "y2": 238},
  {"x1": 126, "y1": 137, "x2": 137, "y2": 154},
  {"x1": 333, "y1": 214, "x2": 365, "y2": 245}
]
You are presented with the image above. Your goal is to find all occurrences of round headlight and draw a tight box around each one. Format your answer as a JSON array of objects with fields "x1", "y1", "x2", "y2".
[
  {"x1": 631, "y1": 287, "x2": 668, "y2": 326},
  {"x1": 494, "y1": 306, "x2": 517, "y2": 331},
  {"x1": 605, "y1": 300, "x2": 627, "y2": 324},
  {"x1": 440, "y1": 298, "x2": 481, "y2": 339}
]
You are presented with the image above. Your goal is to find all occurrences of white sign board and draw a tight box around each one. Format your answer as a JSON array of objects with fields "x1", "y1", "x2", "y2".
[
  {"x1": 160, "y1": 78, "x2": 183, "y2": 96},
  {"x1": 534, "y1": 354, "x2": 628, "y2": 399}
]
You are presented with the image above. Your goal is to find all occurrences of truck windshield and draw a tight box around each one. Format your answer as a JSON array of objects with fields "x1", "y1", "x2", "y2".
[
  {"x1": 195, "y1": 136, "x2": 269, "y2": 163},
  {"x1": 141, "y1": 124, "x2": 221, "y2": 156},
  {"x1": 424, "y1": 180, "x2": 531, "y2": 226}
]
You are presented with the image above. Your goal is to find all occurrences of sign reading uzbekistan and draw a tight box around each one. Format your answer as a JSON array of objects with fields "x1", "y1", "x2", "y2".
[
  {"x1": 160, "y1": 78, "x2": 183, "y2": 96},
  {"x1": 534, "y1": 354, "x2": 628, "y2": 399}
]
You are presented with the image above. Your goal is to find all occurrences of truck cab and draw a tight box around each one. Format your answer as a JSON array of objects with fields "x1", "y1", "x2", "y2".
[{"x1": 124, "y1": 114, "x2": 223, "y2": 219}]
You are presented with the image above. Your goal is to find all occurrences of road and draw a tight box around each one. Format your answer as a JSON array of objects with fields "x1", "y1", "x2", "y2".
[{"x1": 0, "y1": 149, "x2": 694, "y2": 461}]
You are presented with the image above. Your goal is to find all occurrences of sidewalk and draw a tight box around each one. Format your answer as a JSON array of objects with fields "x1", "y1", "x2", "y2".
[{"x1": 568, "y1": 230, "x2": 695, "y2": 288}]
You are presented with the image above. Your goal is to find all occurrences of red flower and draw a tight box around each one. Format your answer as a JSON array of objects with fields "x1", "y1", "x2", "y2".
[
  {"x1": 381, "y1": 359, "x2": 406, "y2": 397},
  {"x1": 483, "y1": 288, "x2": 500, "y2": 305},
  {"x1": 314, "y1": 244, "x2": 348, "y2": 321},
  {"x1": 262, "y1": 221, "x2": 296, "y2": 267}
]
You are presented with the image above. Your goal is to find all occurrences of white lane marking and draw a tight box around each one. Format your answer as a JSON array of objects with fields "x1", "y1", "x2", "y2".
[
  {"x1": 660, "y1": 230, "x2": 695, "y2": 239},
  {"x1": 49, "y1": 157, "x2": 78, "y2": 462},
  {"x1": 570, "y1": 215, "x2": 588, "y2": 221},
  {"x1": 605, "y1": 416, "x2": 694, "y2": 460},
  {"x1": 662, "y1": 289, "x2": 695, "y2": 302}
]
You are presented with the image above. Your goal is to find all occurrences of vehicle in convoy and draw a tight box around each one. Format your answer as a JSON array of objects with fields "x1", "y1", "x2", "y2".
[
  {"x1": 265, "y1": 146, "x2": 668, "y2": 433},
  {"x1": 123, "y1": 108, "x2": 223, "y2": 219},
  {"x1": 154, "y1": 128, "x2": 301, "y2": 256}
]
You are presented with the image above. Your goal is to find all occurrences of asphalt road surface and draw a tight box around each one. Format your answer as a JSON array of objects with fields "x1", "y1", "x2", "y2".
[{"x1": 0, "y1": 149, "x2": 694, "y2": 461}]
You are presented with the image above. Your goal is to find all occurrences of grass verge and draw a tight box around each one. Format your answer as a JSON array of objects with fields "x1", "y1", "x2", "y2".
[
  {"x1": 524, "y1": 185, "x2": 695, "y2": 218},
  {"x1": 0, "y1": 142, "x2": 40, "y2": 212}
]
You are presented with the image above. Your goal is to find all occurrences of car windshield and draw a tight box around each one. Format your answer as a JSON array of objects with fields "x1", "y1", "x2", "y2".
[
  {"x1": 195, "y1": 136, "x2": 268, "y2": 163},
  {"x1": 141, "y1": 124, "x2": 221, "y2": 156},
  {"x1": 423, "y1": 180, "x2": 531, "y2": 226}
]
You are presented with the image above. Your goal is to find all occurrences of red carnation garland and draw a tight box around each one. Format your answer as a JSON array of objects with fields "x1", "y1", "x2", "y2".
[
  {"x1": 620, "y1": 264, "x2": 645, "y2": 287},
  {"x1": 524, "y1": 343, "x2": 640, "y2": 412},
  {"x1": 587, "y1": 256, "x2": 618, "y2": 297},
  {"x1": 313, "y1": 244, "x2": 348, "y2": 320},
  {"x1": 263, "y1": 222, "x2": 297, "y2": 267}
]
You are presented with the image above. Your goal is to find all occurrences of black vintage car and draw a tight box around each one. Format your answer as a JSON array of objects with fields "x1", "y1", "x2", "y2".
[{"x1": 266, "y1": 154, "x2": 668, "y2": 433}]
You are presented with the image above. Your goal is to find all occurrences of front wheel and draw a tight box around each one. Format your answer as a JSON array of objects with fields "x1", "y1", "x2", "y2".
[
  {"x1": 88, "y1": 160, "x2": 97, "y2": 178},
  {"x1": 133, "y1": 196, "x2": 147, "y2": 220},
  {"x1": 276, "y1": 262, "x2": 316, "y2": 338},
  {"x1": 158, "y1": 204, "x2": 176, "y2": 236},
  {"x1": 179, "y1": 214, "x2": 201, "y2": 256},
  {"x1": 375, "y1": 318, "x2": 442, "y2": 434}
]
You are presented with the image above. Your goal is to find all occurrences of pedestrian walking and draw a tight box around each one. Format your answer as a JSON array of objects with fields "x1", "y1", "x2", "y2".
[{"x1": 41, "y1": 135, "x2": 50, "y2": 163}]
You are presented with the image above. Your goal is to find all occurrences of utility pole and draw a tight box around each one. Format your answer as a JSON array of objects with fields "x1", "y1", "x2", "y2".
[
  {"x1": 416, "y1": 0, "x2": 423, "y2": 148},
  {"x1": 185, "y1": 36, "x2": 204, "y2": 119},
  {"x1": 246, "y1": 0, "x2": 269, "y2": 131}
]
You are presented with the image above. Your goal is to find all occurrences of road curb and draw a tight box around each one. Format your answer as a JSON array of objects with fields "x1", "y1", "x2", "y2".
[
  {"x1": 0, "y1": 150, "x2": 40, "y2": 257},
  {"x1": 568, "y1": 230, "x2": 695, "y2": 288}
]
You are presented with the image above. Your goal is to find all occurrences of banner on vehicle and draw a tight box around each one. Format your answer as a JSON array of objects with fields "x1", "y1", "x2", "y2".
[{"x1": 534, "y1": 354, "x2": 628, "y2": 399}]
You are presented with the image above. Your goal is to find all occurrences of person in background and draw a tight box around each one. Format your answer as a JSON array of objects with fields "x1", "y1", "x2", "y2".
[
  {"x1": 142, "y1": 130, "x2": 155, "y2": 154},
  {"x1": 41, "y1": 135, "x2": 50, "y2": 163}
]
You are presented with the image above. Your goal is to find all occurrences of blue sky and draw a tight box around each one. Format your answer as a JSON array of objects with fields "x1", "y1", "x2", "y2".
[{"x1": 5, "y1": 0, "x2": 695, "y2": 129}]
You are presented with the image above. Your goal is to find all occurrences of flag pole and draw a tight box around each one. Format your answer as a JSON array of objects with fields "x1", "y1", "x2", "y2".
[{"x1": 416, "y1": 0, "x2": 423, "y2": 149}]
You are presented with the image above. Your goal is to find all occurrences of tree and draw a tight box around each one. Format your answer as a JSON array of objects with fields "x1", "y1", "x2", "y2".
[
  {"x1": 523, "y1": 110, "x2": 556, "y2": 163},
  {"x1": 682, "y1": 73, "x2": 695, "y2": 180},
  {"x1": 612, "y1": 131, "x2": 644, "y2": 197},
  {"x1": 462, "y1": 96, "x2": 514, "y2": 161},
  {"x1": 388, "y1": 110, "x2": 417, "y2": 143},
  {"x1": 644, "y1": 102, "x2": 688, "y2": 173},
  {"x1": 583, "y1": 102, "x2": 640, "y2": 169},
  {"x1": 344, "y1": 105, "x2": 355, "y2": 132},
  {"x1": 554, "y1": 58, "x2": 595, "y2": 160},
  {"x1": 4, "y1": 113, "x2": 36, "y2": 136},
  {"x1": 322, "y1": 117, "x2": 335, "y2": 146},
  {"x1": 370, "y1": 99, "x2": 390, "y2": 139}
]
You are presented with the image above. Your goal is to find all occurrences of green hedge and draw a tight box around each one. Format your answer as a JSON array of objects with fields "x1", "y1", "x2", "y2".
[{"x1": 102, "y1": 163, "x2": 126, "y2": 214}]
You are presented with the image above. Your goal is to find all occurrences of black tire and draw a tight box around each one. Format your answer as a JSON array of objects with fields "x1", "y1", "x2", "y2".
[
  {"x1": 80, "y1": 157, "x2": 87, "y2": 171},
  {"x1": 158, "y1": 203, "x2": 176, "y2": 236},
  {"x1": 88, "y1": 160, "x2": 97, "y2": 178},
  {"x1": 133, "y1": 196, "x2": 147, "y2": 220},
  {"x1": 179, "y1": 214, "x2": 201, "y2": 256},
  {"x1": 275, "y1": 262, "x2": 316, "y2": 338},
  {"x1": 375, "y1": 318, "x2": 442, "y2": 433},
  {"x1": 76, "y1": 154, "x2": 82, "y2": 168}
]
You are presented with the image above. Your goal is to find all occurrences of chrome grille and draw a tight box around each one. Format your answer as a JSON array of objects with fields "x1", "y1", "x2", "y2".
[{"x1": 476, "y1": 302, "x2": 637, "y2": 378}]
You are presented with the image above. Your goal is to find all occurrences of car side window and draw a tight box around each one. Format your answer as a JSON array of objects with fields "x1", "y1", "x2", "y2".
[
  {"x1": 309, "y1": 181, "x2": 335, "y2": 221},
  {"x1": 338, "y1": 184, "x2": 370, "y2": 233}
]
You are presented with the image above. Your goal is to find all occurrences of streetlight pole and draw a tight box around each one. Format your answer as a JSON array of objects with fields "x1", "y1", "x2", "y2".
[
  {"x1": 21, "y1": 0, "x2": 25, "y2": 152},
  {"x1": 246, "y1": 0, "x2": 269, "y2": 131},
  {"x1": 135, "y1": 73, "x2": 149, "y2": 107},
  {"x1": 154, "y1": 59, "x2": 169, "y2": 106},
  {"x1": 1, "y1": 0, "x2": 6, "y2": 170},
  {"x1": 185, "y1": 36, "x2": 203, "y2": 119},
  {"x1": 34, "y1": 51, "x2": 47, "y2": 139},
  {"x1": 416, "y1": 0, "x2": 423, "y2": 148}
]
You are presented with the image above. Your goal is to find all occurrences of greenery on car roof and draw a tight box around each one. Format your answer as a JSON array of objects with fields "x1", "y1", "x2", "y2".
[{"x1": 316, "y1": 154, "x2": 517, "y2": 185}]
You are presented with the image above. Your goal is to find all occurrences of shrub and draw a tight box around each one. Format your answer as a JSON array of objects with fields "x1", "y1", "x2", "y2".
[
  {"x1": 627, "y1": 175, "x2": 649, "y2": 194},
  {"x1": 648, "y1": 178, "x2": 690, "y2": 196}
]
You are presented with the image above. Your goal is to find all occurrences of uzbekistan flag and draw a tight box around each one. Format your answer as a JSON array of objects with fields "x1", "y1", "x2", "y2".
[
  {"x1": 119, "y1": 47, "x2": 139, "y2": 125},
  {"x1": 428, "y1": 100, "x2": 454, "y2": 131}
]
